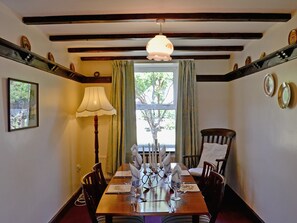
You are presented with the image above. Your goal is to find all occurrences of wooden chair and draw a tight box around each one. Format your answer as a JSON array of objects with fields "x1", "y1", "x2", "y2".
[
  {"x1": 198, "y1": 161, "x2": 216, "y2": 195},
  {"x1": 184, "y1": 128, "x2": 236, "y2": 177},
  {"x1": 93, "y1": 162, "x2": 108, "y2": 195},
  {"x1": 81, "y1": 171, "x2": 102, "y2": 223},
  {"x1": 162, "y1": 170, "x2": 225, "y2": 223},
  {"x1": 82, "y1": 171, "x2": 144, "y2": 223},
  {"x1": 201, "y1": 171, "x2": 225, "y2": 223}
]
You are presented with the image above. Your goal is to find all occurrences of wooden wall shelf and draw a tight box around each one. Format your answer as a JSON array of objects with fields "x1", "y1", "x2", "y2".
[
  {"x1": 196, "y1": 43, "x2": 297, "y2": 82},
  {"x1": 1, "y1": 37, "x2": 296, "y2": 83},
  {"x1": 0, "y1": 37, "x2": 112, "y2": 83}
]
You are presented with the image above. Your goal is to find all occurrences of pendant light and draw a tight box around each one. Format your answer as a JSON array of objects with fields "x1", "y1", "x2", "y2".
[{"x1": 146, "y1": 19, "x2": 174, "y2": 61}]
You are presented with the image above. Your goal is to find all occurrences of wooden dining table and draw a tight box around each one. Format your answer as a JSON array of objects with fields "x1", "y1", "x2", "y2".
[{"x1": 96, "y1": 163, "x2": 209, "y2": 223}]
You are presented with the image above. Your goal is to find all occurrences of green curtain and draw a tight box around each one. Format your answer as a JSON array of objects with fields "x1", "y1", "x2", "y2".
[
  {"x1": 106, "y1": 60, "x2": 137, "y2": 175},
  {"x1": 175, "y1": 60, "x2": 199, "y2": 162}
]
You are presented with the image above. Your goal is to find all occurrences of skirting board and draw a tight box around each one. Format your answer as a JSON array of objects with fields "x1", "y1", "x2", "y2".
[
  {"x1": 224, "y1": 184, "x2": 265, "y2": 223},
  {"x1": 49, "y1": 187, "x2": 82, "y2": 223}
]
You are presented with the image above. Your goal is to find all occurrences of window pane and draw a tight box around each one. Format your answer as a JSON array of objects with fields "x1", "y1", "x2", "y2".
[
  {"x1": 135, "y1": 71, "x2": 174, "y2": 107},
  {"x1": 134, "y1": 64, "x2": 177, "y2": 152},
  {"x1": 136, "y1": 110, "x2": 175, "y2": 151}
]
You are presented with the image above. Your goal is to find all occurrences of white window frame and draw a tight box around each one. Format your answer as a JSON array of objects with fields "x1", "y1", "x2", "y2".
[{"x1": 134, "y1": 62, "x2": 178, "y2": 152}]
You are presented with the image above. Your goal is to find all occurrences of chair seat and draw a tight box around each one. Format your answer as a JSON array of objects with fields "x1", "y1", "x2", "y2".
[
  {"x1": 97, "y1": 215, "x2": 144, "y2": 223},
  {"x1": 161, "y1": 214, "x2": 210, "y2": 223},
  {"x1": 188, "y1": 167, "x2": 203, "y2": 176}
]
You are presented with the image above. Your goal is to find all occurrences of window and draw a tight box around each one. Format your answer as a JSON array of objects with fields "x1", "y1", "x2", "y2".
[{"x1": 134, "y1": 63, "x2": 178, "y2": 152}]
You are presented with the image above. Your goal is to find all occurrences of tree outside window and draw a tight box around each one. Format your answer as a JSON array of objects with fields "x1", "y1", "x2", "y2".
[{"x1": 134, "y1": 63, "x2": 178, "y2": 151}]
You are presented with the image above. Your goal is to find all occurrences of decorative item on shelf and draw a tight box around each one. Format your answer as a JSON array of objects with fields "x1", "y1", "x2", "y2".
[
  {"x1": 288, "y1": 29, "x2": 297, "y2": 45},
  {"x1": 263, "y1": 73, "x2": 275, "y2": 97},
  {"x1": 94, "y1": 71, "x2": 100, "y2": 77},
  {"x1": 245, "y1": 56, "x2": 252, "y2": 65},
  {"x1": 47, "y1": 52, "x2": 55, "y2": 62},
  {"x1": 260, "y1": 52, "x2": 266, "y2": 59},
  {"x1": 146, "y1": 19, "x2": 174, "y2": 61},
  {"x1": 70, "y1": 62, "x2": 75, "y2": 72},
  {"x1": 278, "y1": 82, "x2": 291, "y2": 109},
  {"x1": 20, "y1": 35, "x2": 31, "y2": 51},
  {"x1": 233, "y1": 63, "x2": 238, "y2": 71},
  {"x1": 76, "y1": 87, "x2": 116, "y2": 163}
]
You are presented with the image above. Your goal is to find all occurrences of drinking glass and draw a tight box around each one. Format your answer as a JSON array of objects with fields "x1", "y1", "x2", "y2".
[
  {"x1": 131, "y1": 179, "x2": 141, "y2": 198},
  {"x1": 170, "y1": 181, "x2": 181, "y2": 201}
]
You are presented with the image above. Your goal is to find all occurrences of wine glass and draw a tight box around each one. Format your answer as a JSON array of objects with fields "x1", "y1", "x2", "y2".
[
  {"x1": 131, "y1": 179, "x2": 141, "y2": 198},
  {"x1": 170, "y1": 180, "x2": 181, "y2": 201}
]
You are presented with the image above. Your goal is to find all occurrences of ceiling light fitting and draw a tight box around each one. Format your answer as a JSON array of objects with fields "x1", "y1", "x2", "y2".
[{"x1": 146, "y1": 19, "x2": 174, "y2": 61}]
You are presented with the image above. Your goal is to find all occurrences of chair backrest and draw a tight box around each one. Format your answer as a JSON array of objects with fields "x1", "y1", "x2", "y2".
[
  {"x1": 203, "y1": 171, "x2": 225, "y2": 223},
  {"x1": 93, "y1": 162, "x2": 108, "y2": 195},
  {"x1": 198, "y1": 161, "x2": 216, "y2": 194},
  {"x1": 81, "y1": 171, "x2": 100, "y2": 223},
  {"x1": 200, "y1": 128, "x2": 236, "y2": 175}
]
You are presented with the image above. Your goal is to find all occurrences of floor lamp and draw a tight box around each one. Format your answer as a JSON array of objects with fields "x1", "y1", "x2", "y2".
[{"x1": 76, "y1": 87, "x2": 116, "y2": 164}]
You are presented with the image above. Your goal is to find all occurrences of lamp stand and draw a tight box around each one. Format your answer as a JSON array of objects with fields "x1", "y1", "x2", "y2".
[{"x1": 94, "y1": 115, "x2": 99, "y2": 164}]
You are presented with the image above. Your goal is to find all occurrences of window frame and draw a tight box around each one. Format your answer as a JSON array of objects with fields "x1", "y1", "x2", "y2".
[
  {"x1": 134, "y1": 62, "x2": 178, "y2": 110},
  {"x1": 134, "y1": 62, "x2": 178, "y2": 152}
]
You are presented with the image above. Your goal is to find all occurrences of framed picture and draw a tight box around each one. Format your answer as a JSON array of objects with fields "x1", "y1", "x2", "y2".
[{"x1": 7, "y1": 78, "x2": 39, "y2": 131}]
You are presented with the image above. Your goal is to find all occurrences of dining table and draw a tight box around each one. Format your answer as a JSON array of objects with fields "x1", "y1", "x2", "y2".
[{"x1": 96, "y1": 163, "x2": 209, "y2": 223}]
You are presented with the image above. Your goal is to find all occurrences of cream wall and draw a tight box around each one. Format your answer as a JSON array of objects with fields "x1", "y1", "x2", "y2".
[
  {"x1": 226, "y1": 13, "x2": 297, "y2": 223},
  {"x1": 0, "y1": 3, "x2": 83, "y2": 222},
  {"x1": 196, "y1": 60, "x2": 230, "y2": 130}
]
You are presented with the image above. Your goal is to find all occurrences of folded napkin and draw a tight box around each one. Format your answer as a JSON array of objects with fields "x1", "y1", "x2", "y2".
[
  {"x1": 171, "y1": 164, "x2": 182, "y2": 187},
  {"x1": 163, "y1": 153, "x2": 171, "y2": 175},
  {"x1": 131, "y1": 144, "x2": 142, "y2": 169},
  {"x1": 129, "y1": 163, "x2": 141, "y2": 187}
]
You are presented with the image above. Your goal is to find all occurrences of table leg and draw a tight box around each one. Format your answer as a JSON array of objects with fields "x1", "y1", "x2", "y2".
[
  {"x1": 105, "y1": 215, "x2": 112, "y2": 223},
  {"x1": 144, "y1": 216, "x2": 162, "y2": 223},
  {"x1": 192, "y1": 215, "x2": 199, "y2": 222}
]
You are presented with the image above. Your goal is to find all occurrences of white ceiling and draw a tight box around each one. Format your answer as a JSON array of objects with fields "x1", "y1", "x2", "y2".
[{"x1": 1, "y1": 0, "x2": 297, "y2": 60}]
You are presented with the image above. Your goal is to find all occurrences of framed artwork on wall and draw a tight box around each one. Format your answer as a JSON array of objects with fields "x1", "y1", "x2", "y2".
[{"x1": 7, "y1": 78, "x2": 39, "y2": 131}]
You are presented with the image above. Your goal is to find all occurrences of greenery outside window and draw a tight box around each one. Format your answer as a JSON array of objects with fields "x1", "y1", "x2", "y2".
[{"x1": 134, "y1": 63, "x2": 178, "y2": 152}]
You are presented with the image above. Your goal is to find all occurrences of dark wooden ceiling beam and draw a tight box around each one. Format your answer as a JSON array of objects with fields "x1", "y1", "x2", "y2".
[
  {"x1": 68, "y1": 45, "x2": 243, "y2": 53},
  {"x1": 50, "y1": 33, "x2": 262, "y2": 41},
  {"x1": 23, "y1": 13, "x2": 291, "y2": 25},
  {"x1": 80, "y1": 55, "x2": 230, "y2": 61}
]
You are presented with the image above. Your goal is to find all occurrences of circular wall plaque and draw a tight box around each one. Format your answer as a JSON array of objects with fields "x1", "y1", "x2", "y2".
[
  {"x1": 278, "y1": 82, "x2": 291, "y2": 109},
  {"x1": 263, "y1": 73, "x2": 275, "y2": 97}
]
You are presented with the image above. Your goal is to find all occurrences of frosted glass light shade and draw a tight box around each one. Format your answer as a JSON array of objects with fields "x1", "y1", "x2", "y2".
[
  {"x1": 76, "y1": 87, "x2": 116, "y2": 117},
  {"x1": 146, "y1": 34, "x2": 174, "y2": 61}
]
